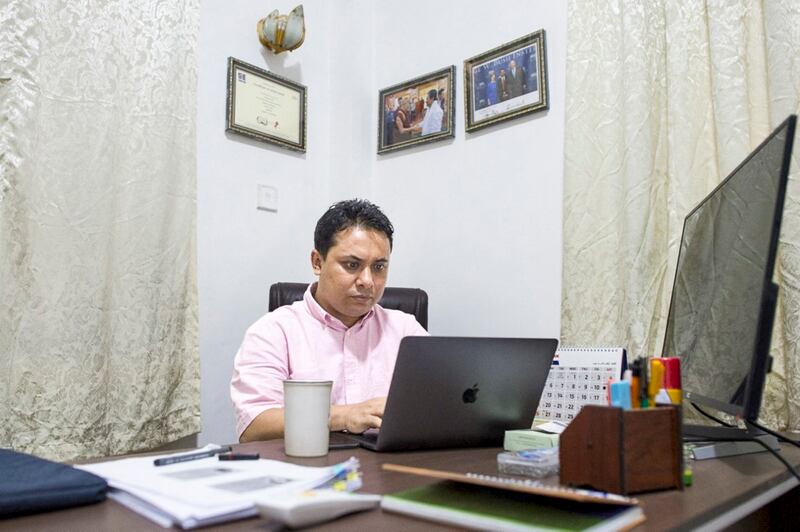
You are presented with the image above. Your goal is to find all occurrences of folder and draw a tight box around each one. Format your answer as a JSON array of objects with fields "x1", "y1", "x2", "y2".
[{"x1": 0, "y1": 449, "x2": 107, "y2": 517}]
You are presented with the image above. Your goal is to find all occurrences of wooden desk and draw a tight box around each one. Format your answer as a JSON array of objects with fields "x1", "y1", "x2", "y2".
[{"x1": 2, "y1": 439, "x2": 799, "y2": 530}]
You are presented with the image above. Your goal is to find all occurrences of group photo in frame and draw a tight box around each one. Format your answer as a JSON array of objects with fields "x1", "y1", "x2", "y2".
[
  {"x1": 226, "y1": 57, "x2": 307, "y2": 153},
  {"x1": 378, "y1": 66, "x2": 455, "y2": 154},
  {"x1": 464, "y1": 29, "x2": 548, "y2": 133}
]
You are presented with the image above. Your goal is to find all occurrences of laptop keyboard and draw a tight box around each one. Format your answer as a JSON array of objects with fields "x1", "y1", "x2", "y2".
[{"x1": 352, "y1": 430, "x2": 379, "y2": 445}]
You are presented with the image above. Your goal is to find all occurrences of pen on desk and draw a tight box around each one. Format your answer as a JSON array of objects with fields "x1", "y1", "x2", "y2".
[
  {"x1": 218, "y1": 453, "x2": 260, "y2": 461},
  {"x1": 153, "y1": 446, "x2": 232, "y2": 467}
]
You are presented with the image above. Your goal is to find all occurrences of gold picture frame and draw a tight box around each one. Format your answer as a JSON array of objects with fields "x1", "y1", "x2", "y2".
[
  {"x1": 226, "y1": 57, "x2": 307, "y2": 152},
  {"x1": 378, "y1": 66, "x2": 456, "y2": 155},
  {"x1": 464, "y1": 30, "x2": 548, "y2": 133}
]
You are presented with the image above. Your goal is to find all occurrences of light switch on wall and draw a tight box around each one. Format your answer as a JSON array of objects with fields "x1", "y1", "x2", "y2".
[{"x1": 257, "y1": 184, "x2": 278, "y2": 212}]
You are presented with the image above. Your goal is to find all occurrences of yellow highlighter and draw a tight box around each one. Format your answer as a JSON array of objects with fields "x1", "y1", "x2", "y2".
[{"x1": 648, "y1": 359, "x2": 664, "y2": 407}]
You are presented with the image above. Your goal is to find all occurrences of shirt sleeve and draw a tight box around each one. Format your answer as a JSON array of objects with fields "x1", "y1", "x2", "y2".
[{"x1": 230, "y1": 314, "x2": 290, "y2": 439}]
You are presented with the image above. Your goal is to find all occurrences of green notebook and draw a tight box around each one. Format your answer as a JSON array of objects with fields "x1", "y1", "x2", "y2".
[{"x1": 382, "y1": 481, "x2": 645, "y2": 531}]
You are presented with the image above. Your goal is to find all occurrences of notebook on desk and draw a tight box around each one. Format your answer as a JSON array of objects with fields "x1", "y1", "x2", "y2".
[{"x1": 345, "y1": 336, "x2": 558, "y2": 452}]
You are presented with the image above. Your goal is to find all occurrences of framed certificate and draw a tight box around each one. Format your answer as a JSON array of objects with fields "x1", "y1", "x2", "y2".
[{"x1": 226, "y1": 57, "x2": 307, "y2": 152}]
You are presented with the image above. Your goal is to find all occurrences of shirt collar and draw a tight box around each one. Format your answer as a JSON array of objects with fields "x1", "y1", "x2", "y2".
[{"x1": 303, "y1": 283, "x2": 376, "y2": 330}]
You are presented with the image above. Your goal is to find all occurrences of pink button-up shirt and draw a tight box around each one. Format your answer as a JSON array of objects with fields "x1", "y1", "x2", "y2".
[{"x1": 230, "y1": 284, "x2": 428, "y2": 438}]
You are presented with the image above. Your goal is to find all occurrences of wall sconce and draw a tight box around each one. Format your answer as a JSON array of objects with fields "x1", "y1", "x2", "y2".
[{"x1": 257, "y1": 5, "x2": 305, "y2": 54}]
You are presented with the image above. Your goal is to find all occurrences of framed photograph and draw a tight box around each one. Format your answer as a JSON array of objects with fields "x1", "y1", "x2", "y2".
[
  {"x1": 378, "y1": 66, "x2": 455, "y2": 155},
  {"x1": 226, "y1": 57, "x2": 307, "y2": 152},
  {"x1": 464, "y1": 30, "x2": 548, "y2": 133}
]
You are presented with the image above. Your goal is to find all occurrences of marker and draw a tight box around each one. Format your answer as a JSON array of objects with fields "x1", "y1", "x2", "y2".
[
  {"x1": 218, "y1": 453, "x2": 260, "y2": 461},
  {"x1": 153, "y1": 446, "x2": 232, "y2": 467},
  {"x1": 630, "y1": 361, "x2": 641, "y2": 408},
  {"x1": 662, "y1": 357, "x2": 682, "y2": 405},
  {"x1": 610, "y1": 380, "x2": 632, "y2": 410},
  {"x1": 639, "y1": 358, "x2": 650, "y2": 407},
  {"x1": 649, "y1": 359, "x2": 665, "y2": 406}
]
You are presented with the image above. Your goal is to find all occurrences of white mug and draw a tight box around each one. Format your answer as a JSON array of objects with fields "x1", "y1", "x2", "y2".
[{"x1": 283, "y1": 380, "x2": 333, "y2": 457}]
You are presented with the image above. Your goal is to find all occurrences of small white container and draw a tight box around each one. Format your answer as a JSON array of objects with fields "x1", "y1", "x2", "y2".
[{"x1": 283, "y1": 380, "x2": 333, "y2": 457}]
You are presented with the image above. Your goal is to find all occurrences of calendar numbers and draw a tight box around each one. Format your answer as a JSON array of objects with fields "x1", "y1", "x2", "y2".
[{"x1": 535, "y1": 347, "x2": 626, "y2": 422}]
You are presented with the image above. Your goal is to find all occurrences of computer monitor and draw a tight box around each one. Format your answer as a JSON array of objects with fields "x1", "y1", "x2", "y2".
[{"x1": 661, "y1": 115, "x2": 796, "y2": 446}]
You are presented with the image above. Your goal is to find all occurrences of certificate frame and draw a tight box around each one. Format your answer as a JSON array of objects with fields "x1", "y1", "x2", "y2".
[
  {"x1": 463, "y1": 29, "x2": 548, "y2": 133},
  {"x1": 226, "y1": 57, "x2": 307, "y2": 153},
  {"x1": 377, "y1": 66, "x2": 455, "y2": 155}
]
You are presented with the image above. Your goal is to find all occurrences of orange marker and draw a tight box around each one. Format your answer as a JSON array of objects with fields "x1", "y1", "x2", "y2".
[{"x1": 630, "y1": 367, "x2": 641, "y2": 408}]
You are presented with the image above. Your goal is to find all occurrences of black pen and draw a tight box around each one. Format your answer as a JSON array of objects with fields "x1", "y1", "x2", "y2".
[
  {"x1": 218, "y1": 453, "x2": 260, "y2": 461},
  {"x1": 153, "y1": 446, "x2": 232, "y2": 467}
]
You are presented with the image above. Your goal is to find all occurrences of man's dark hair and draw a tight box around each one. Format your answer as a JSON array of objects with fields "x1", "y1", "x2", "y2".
[
  {"x1": 427, "y1": 88, "x2": 438, "y2": 101},
  {"x1": 314, "y1": 199, "x2": 394, "y2": 257}
]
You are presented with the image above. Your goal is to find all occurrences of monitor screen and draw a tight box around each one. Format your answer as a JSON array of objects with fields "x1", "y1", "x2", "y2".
[{"x1": 662, "y1": 116, "x2": 795, "y2": 419}]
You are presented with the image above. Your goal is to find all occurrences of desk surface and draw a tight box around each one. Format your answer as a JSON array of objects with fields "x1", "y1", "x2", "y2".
[{"x1": 3, "y1": 439, "x2": 800, "y2": 531}]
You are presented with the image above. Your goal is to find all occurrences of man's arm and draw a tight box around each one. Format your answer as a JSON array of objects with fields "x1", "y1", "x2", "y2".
[
  {"x1": 240, "y1": 408, "x2": 284, "y2": 442},
  {"x1": 240, "y1": 397, "x2": 387, "y2": 442},
  {"x1": 231, "y1": 315, "x2": 290, "y2": 442},
  {"x1": 330, "y1": 398, "x2": 386, "y2": 433}
]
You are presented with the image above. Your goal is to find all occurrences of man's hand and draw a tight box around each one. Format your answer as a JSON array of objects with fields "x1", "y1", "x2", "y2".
[{"x1": 330, "y1": 397, "x2": 387, "y2": 434}]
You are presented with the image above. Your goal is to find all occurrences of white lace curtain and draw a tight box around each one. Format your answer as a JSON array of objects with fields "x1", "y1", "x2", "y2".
[
  {"x1": 563, "y1": 0, "x2": 800, "y2": 429},
  {"x1": 0, "y1": 0, "x2": 200, "y2": 460}
]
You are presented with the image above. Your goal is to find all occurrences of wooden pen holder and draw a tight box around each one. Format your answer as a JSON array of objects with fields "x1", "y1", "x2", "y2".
[{"x1": 559, "y1": 405, "x2": 683, "y2": 495}]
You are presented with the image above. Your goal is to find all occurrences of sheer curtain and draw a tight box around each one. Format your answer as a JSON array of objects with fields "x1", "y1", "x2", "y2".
[
  {"x1": 563, "y1": 0, "x2": 800, "y2": 429},
  {"x1": 0, "y1": 0, "x2": 200, "y2": 460}
]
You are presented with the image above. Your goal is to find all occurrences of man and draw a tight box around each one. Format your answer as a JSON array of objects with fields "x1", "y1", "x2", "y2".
[
  {"x1": 383, "y1": 99, "x2": 395, "y2": 146},
  {"x1": 231, "y1": 199, "x2": 427, "y2": 442},
  {"x1": 498, "y1": 68, "x2": 510, "y2": 101},
  {"x1": 393, "y1": 98, "x2": 414, "y2": 142},
  {"x1": 486, "y1": 70, "x2": 498, "y2": 105},
  {"x1": 419, "y1": 88, "x2": 443, "y2": 135},
  {"x1": 438, "y1": 88, "x2": 448, "y2": 126},
  {"x1": 508, "y1": 59, "x2": 526, "y2": 98}
]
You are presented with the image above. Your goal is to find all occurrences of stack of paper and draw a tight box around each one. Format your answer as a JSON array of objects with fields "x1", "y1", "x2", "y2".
[{"x1": 77, "y1": 445, "x2": 361, "y2": 529}]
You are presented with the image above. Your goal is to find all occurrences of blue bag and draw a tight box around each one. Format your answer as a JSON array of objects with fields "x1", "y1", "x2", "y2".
[{"x1": 0, "y1": 448, "x2": 107, "y2": 517}]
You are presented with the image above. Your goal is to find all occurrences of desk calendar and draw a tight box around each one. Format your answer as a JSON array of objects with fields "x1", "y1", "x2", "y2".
[{"x1": 535, "y1": 346, "x2": 627, "y2": 423}]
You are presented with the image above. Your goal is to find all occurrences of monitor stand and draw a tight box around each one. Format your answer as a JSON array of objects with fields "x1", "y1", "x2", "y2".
[{"x1": 683, "y1": 422, "x2": 780, "y2": 460}]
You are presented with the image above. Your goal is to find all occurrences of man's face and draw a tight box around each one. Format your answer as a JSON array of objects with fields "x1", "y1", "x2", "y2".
[
  {"x1": 311, "y1": 226, "x2": 390, "y2": 327},
  {"x1": 510, "y1": 60, "x2": 517, "y2": 70}
]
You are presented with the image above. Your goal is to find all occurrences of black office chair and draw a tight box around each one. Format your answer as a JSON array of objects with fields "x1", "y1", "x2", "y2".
[{"x1": 268, "y1": 282, "x2": 428, "y2": 330}]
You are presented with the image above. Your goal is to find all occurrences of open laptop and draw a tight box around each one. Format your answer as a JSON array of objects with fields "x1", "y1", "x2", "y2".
[{"x1": 343, "y1": 336, "x2": 558, "y2": 452}]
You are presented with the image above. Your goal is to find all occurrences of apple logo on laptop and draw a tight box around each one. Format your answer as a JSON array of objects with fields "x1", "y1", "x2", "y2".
[{"x1": 462, "y1": 383, "x2": 480, "y2": 403}]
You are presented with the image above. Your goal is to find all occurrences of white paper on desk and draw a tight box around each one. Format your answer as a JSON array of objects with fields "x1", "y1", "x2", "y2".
[
  {"x1": 534, "y1": 421, "x2": 567, "y2": 434},
  {"x1": 77, "y1": 445, "x2": 342, "y2": 529},
  {"x1": 108, "y1": 487, "x2": 258, "y2": 529}
]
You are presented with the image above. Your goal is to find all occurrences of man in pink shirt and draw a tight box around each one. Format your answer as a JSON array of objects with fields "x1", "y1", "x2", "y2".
[{"x1": 231, "y1": 199, "x2": 427, "y2": 442}]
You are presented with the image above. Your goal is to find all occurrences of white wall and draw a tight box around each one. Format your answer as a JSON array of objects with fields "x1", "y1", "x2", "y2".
[
  {"x1": 369, "y1": 2, "x2": 567, "y2": 338},
  {"x1": 197, "y1": 0, "x2": 567, "y2": 445},
  {"x1": 197, "y1": 0, "x2": 336, "y2": 445}
]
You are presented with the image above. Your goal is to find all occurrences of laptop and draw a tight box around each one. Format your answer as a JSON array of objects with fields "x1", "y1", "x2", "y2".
[{"x1": 344, "y1": 336, "x2": 558, "y2": 452}]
